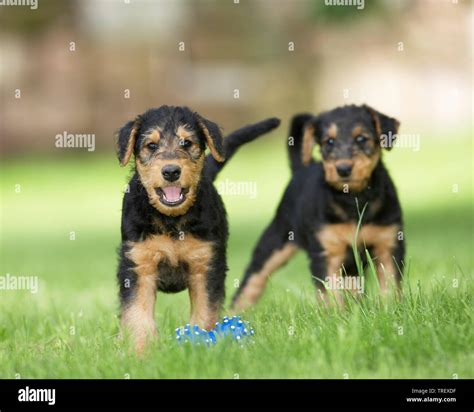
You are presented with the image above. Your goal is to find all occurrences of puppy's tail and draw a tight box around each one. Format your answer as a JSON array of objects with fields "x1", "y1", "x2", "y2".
[
  {"x1": 287, "y1": 113, "x2": 314, "y2": 173},
  {"x1": 205, "y1": 117, "x2": 281, "y2": 182}
]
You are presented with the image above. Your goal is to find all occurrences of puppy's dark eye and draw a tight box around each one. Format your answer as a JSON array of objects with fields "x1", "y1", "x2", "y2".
[
  {"x1": 326, "y1": 138, "x2": 335, "y2": 146},
  {"x1": 147, "y1": 143, "x2": 158, "y2": 150},
  {"x1": 356, "y1": 135, "x2": 366, "y2": 144},
  {"x1": 180, "y1": 139, "x2": 192, "y2": 148}
]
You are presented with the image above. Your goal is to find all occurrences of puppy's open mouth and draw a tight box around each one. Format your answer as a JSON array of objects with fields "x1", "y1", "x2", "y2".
[{"x1": 156, "y1": 186, "x2": 188, "y2": 206}]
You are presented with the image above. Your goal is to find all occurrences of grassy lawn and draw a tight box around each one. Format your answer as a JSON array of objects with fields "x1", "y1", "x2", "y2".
[{"x1": 0, "y1": 133, "x2": 472, "y2": 379}]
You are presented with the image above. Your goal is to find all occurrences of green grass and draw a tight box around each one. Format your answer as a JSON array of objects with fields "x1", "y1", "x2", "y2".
[{"x1": 0, "y1": 133, "x2": 472, "y2": 378}]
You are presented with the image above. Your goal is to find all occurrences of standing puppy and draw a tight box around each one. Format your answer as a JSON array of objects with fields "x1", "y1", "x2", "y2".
[
  {"x1": 232, "y1": 105, "x2": 405, "y2": 310},
  {"x1": 116, "y1": 105, "x2": 280, "y2": 351}
]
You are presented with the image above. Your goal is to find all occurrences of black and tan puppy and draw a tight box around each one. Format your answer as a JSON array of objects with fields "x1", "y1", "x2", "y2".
[
  {"x1": 116, "y1": 105, "x2": 279, "y2": 351},
  {"x1": 232, "y1": 104, "x2": 405, "y2": 310}
]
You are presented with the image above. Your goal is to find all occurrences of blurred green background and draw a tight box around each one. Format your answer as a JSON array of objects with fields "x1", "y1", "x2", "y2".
[{"x1": 0, "y1": 0, "x2": 472, "y2": 378}]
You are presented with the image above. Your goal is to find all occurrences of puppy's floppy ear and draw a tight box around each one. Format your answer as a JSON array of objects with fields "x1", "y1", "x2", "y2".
[
  {"x1": 364, "y1": 105, "x2": 400, "y2": 151},
  {"x1": 301, "y1": 116, "x2": 319, "y2": 166},
  {"x1": 116, "y1": 116, "x2": 142, "y2": 166},
  {"x1": 196, "y1": 114, "x2": 225, "y2": 162}
]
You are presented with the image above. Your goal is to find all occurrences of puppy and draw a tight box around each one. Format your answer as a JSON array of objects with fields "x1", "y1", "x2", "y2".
[
  {"x1": 232, "y1": 104, "x2": 405, "y2": 310},
  {"x1": 116, "y1": 105, "x2": 280, "y2": 351}
]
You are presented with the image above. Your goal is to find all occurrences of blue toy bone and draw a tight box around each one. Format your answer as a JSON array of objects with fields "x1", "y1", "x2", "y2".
[
  {"x1": 175, "y1": 316, "x2": 254, "y2": 346},
  {"x1": 214, "y1": 316, "x2": 255, "y2": 342}
]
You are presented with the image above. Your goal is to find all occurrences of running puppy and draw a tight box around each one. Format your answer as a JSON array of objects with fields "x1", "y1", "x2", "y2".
[
  {"x1": 116, "y1": 105, "x2": 280, "y2": 351},
  {"x1": 232, "y1": 104, "x2": 405, "y2": 310}
]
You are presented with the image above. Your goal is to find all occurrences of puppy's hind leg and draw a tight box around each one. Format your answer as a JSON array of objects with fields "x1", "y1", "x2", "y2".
[{"x1": 231, "y1": 220, "x2": 297, "y2": 312}]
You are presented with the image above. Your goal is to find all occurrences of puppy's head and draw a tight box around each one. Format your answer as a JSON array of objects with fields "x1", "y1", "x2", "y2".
[
  {"x1": 302, "y1": 105, "x2": 400, "y2": 192},
  {"x1": 116, "y1": 106, "x2": 225, "y2": 216}
]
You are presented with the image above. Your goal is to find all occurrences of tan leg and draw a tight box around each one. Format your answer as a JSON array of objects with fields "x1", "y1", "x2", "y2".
[
  {"x1": 374, "y1": 248, "x2": 399, "y2": 296},
  {"x1": 359, "y1": 224, "x2": 400, "y2": 296},
  {"x1": 316, "y1": 226, "x2": 348, "y2": 308},
  {"x1": 188, "y1": 273, "x2": 220, "y2": 330},
  {"x1": 184, "y1": 238, "x2": 220, "y2": 331},
  {"x1": 121, "y1": 274, "x2": 158, "y2": 354},
  {"x1": 122, "y1": 239, "x2": 161, "y2": 354},
  {"x1": 232, "y1": 244, "x2": 297, "y2": 311},
  {"x1": 320, "y1": 259, "x2": 346, "y2": 308}
]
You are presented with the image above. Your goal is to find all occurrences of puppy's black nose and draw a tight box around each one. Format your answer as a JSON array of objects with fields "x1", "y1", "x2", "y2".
[
  {"x1": 336, "y1": 163, "x2": 353, "y2": 178},
  {"x1": 161, "y1": 164, "x2": 181, "y2": 182}
]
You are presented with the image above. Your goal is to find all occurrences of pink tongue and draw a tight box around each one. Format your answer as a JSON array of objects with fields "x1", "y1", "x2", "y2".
[{"x1": 162, "y1": 187, "x2": 181, "y2": 202}]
